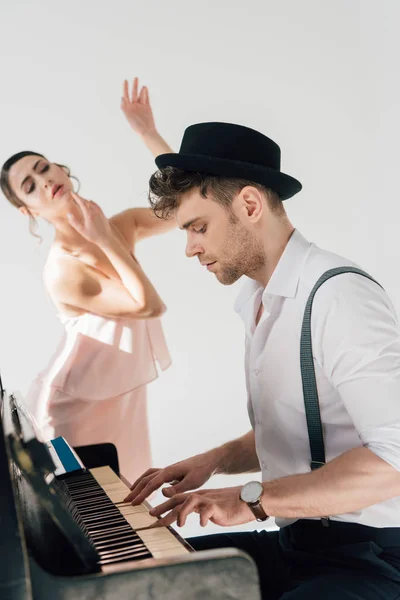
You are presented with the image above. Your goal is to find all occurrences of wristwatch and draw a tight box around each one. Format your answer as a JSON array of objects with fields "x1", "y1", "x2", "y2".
[{"x1": 240, "y1": 481, "x2": 269, "y2": 522}]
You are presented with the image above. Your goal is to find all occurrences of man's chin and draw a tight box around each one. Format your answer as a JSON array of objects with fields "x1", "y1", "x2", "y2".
[{"x1": 215, "y1": 270, "x2": 242, "y2": 286}]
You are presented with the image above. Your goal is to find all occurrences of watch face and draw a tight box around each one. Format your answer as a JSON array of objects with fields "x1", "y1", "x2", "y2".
[{"x1": 241, "y1": 481, "x2": 263, "y2": 504}]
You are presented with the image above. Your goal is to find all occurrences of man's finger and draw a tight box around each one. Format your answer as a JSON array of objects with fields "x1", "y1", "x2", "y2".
[
  {"x1": 189, "y1": 488, "x2": 209, "y2": 496},
  {"x1": 162, "y1": 485, "x2": 176, "y2": 498},
  {"x1": 199, "y1": 505, "x2": 214, "y2": 527},
  {"x1": 177, "y1": 496, "x2": 202, "y2": 528},
  {"x1": 129, "y1": 468, "x2": 160, "y2": 491},
  {"x1": 156, "y1": 506, "x2": 182, "y2": 528},
  {"x1": 127, "y1": 473, "x2": 170, "y2": 505},
  {"x1": 149, "y1": 493, "x2": 187, "y2": 517},
  {"x1": 124, "y1": 472, "x2": 159, "y2": 503},
  {"x1": 162, "y1": 476, "x2": 197, "y2": 497},
  {"x1": 162, "y1": 481, "x2": 188, "y2": 496}
]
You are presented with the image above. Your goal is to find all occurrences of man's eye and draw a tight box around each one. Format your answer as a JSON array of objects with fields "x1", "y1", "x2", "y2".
[{"x1": 194, "y1": 226, "x2": 207, "y2": 234}]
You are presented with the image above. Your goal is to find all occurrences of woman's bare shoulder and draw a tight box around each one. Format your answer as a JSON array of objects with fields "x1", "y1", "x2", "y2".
[
  {"x1": 43, "y1": 248, "x2": 87, "y2": 293},
  {"x1": 43, "y1": 249, "x2": 93, "y2": 317}
]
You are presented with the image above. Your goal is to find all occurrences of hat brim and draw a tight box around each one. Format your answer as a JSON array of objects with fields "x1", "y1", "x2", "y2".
[{"x1": 155, "y1": 153, "x2": 302, "y2": 200}]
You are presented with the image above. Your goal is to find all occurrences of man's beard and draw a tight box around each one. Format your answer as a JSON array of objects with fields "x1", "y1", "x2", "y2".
[{"x1": 217, "y1": 217, "x2": 265, "y2": 285}]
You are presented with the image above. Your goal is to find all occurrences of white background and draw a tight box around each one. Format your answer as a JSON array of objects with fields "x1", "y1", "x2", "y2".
[{"x1": 1, "y1": 0, "x2": 399, "y2": 538}]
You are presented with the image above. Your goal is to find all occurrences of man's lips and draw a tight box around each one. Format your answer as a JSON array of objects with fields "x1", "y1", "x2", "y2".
[{"x1": 201, "y1": 261, "x2": 217, "y2": 270}]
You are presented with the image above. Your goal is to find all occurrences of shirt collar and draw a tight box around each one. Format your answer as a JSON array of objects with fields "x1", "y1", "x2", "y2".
[{"x1": 234, "y1": 229, "x2": 312, "y2": 315}]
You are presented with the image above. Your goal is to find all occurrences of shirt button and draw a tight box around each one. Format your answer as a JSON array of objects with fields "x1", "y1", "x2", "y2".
[{"x1": 254, "y1": 369, "x2": 260, "y2": 376}]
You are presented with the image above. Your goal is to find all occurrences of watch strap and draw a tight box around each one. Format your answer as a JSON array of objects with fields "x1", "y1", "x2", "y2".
[{"x1": 248, "y1": 500, "x2": 269, "y2": 522}]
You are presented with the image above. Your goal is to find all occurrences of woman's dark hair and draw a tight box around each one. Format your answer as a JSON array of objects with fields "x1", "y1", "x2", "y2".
[{"x1": 1, "y1": 150, "x2": 78, "y2": 239}]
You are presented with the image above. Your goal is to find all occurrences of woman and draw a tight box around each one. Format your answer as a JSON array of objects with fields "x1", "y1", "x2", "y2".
[{"x1": 1, "y1": 78, "x2": 174, "y2": 482}]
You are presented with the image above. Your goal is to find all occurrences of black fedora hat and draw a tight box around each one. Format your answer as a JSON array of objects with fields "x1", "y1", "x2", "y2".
[{"x1": 155, "y1": 122, "x2": 302, "y2": 200}]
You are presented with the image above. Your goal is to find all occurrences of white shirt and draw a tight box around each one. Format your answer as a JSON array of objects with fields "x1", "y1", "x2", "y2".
[{"x1": 234, "y1": 229, "x2": 400, "y2": 528}]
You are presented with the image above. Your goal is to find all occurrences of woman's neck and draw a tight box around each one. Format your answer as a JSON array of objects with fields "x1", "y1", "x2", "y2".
[{"x1": 51, "y1": 213, "x2": 90, "y2": 256}]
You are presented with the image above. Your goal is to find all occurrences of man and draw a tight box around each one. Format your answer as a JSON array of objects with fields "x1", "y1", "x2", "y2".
[{"x1": 124, "y1": 122, "x2": 400, "y2": 599}]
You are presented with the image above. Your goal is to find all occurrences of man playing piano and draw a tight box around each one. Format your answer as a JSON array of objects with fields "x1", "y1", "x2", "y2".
[{"x1": 124, "y1": 122, "x2": 400, "y2": 599}]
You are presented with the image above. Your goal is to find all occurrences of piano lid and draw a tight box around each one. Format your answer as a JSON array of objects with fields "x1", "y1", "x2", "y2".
[{"x1": 3, "y1": 392, "x2": 100, "y2": 573}]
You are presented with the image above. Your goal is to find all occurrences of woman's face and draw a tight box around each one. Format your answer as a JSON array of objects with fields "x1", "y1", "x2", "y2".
[{"x1": 8, "y1": 155, "x2": 74, "y2": 220}]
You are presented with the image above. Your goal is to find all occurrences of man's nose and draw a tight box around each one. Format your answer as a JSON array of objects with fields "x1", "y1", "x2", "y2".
[{"x1": 185, "y1": 240, "x2": 203, "y2": 258}]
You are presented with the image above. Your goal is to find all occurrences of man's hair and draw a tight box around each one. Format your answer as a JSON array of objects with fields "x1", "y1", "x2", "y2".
[{"x1": 148, "y1": 167, "x2": 285, "y2": 219}]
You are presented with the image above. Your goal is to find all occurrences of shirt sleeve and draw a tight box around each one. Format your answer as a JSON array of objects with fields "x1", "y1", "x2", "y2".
[{"x1": 312, "y1": 272, "x2": 400, "y2": 471}]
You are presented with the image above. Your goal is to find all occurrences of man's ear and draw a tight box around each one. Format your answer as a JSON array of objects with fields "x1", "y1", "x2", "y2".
[{"x1": 240, "y1": 186, "x2": 264, "y2": 222}]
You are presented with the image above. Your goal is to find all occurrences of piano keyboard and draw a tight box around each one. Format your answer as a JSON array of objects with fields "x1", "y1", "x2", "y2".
[{"x1": 62, "y1": 465, "x2": 189, "y2": 568}]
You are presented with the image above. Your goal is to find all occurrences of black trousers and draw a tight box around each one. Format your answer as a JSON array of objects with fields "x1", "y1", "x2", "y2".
[{"x1": 188, "y1": 520, "x2": 400, "y2": 599}]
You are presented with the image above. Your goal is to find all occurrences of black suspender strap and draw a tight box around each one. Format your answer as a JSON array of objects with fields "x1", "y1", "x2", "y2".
[{"x1": 300, "y1": 266, "x2": 383, "y2": 471}]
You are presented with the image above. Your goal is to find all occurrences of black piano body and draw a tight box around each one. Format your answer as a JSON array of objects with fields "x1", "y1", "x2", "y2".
[{"x1": 0, "y1": 389, "x2": 261, "y2": 600}]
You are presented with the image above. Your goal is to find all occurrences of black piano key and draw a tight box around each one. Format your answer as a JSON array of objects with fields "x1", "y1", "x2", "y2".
[
  {"x1": 80, "y1": 509, "x2": 125, "y2": 522},
  {"x1": 67, "y1": 485, "x2": 106, "y2": 494},
  {"x1": 70, "y1": 498, "x2": 111, "y2": 508},
  {"x1": 71, "y1": 490, "x2": 113, "y2": 500},
  {"x1": 90, "y1": 530, "x2": 139, "y2": 545},
  {"x1": 84, "y1": 519, "x2": 129, "y2": 532},
  {"x1": 86, "y1": 519, "x2": 131, "y2": 533},
  {"x1": 97, "y1": 537, "x2": 146, "y2": 550},
  {"x1": 57, "y1": 469, "x2": 159, "y2": 567},
  {"x1": 66, "y1": 482, "x2": 100, "y2": 491},
  {"x1": 99, "y1": 546, "x2": 149, "y2": 560},
  {"x1": 69, "y1": 492, "x2": 108, "y2": 502},
  {"x1": 81, "y1": 510, "x2": 127, "y2": 522},
  {"x1": 94, "y1": 536, "x2": 144, "y2": 551},
  {"x1": 71, "y1": 507, "x2": 120, "y2": 523},
  {"x1": 77, "y1": 504, "x2": 116, "y2": 513},
  {"x1": 68, "y1": 486, "x2": 101, "y2": 494},
  {"x1": 73, "y1": 502, "x2": 113, "y2": 513},
  {"x1": 89, "y1": 525, "x2": 133, "y2": 539},
  {"x1": 93, "y1": 534, "x2": 141, "y2": 548}
]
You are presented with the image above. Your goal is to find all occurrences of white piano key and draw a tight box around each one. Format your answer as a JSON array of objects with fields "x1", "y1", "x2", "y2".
[
  {"x1": 138, "y1": 528, "x2": 188, "y2": 559},
  {"x1": 90, "y1": 466, "x2": 157, "y2": 529},
  {"x1": 90, "y1": 466, "x2": 189, "y2": 558}
]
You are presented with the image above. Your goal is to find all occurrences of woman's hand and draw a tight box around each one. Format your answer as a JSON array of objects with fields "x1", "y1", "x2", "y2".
[
  {"x1": 67, "y1": 193, "x2": 116, "y2": 248},
  {"x1": 121, "y1": 77, "x2": 157, "y2": 137}
]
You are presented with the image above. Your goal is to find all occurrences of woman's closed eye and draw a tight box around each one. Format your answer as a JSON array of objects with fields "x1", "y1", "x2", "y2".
[
  {"x1": 26, "y1": 164, "x2": 50, "y2": 194},
  {"x1": 26, "y1": 179, "x2": 35, "y2": 194}
]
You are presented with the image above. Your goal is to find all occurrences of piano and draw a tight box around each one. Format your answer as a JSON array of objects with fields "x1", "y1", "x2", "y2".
[{"x1": 0, "y1": 384, "x2": 261, "y2": 600}]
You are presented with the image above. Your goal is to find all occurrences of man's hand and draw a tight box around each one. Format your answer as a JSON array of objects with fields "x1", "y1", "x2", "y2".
[
  {"x1": 148, "y1": 486, "x2": 255, "y2": 528},
  {"x1": 124, "y1": 453, "x2": 218, "y2": 505}
]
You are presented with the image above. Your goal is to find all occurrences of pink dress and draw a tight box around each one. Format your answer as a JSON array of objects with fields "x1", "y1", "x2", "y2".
[{"x1": 25, "y1": 312, "x2": 171, "y2": 483}]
